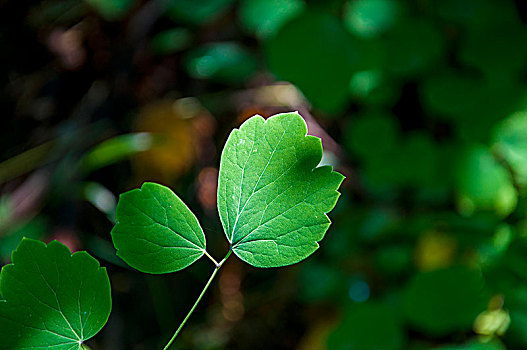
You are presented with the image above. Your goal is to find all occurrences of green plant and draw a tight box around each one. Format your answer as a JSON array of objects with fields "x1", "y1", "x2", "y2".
[
  {"x1": 112, "y1": 112, "x2": 344, "y2": 348},
  {"x1": 0, "y1": 112, "x2": 344, "y2": 349}
]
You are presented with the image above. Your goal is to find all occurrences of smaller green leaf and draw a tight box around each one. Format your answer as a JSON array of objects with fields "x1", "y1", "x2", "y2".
[
  {"x1": 0, "y1": 238, "x2": 111, "y2": 349},
  {"x1": 111, "y1": 182, "x2": 206, "y2": 274}
]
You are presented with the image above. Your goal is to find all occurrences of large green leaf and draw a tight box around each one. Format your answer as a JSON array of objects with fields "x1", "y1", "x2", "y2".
[
  {"x1": 217, "y1": 112, "x2": 344, "y2": 268},
  {"x1": 0, "y1": 238, "x2": 111, "y2": 349},
  {"x1": 111, "y1": 182, "x2": 206, "y2": 274}
]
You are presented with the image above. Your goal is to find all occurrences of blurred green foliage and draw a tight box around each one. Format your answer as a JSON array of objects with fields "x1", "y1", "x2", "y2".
[{"x1": 2, "y1": 0, "x2": 527, "y2": 348}]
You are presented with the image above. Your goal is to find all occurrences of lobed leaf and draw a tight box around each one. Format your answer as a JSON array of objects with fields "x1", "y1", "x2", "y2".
[
  {"x1": 111, "y1": 182, "x2": 206, "y2": 274},
  {"x1": 217, "y1": 112, "x2": 344, "y2": 268},
  {"x1": 0, "y1": 238, "x2": 111, "y2": 349}
]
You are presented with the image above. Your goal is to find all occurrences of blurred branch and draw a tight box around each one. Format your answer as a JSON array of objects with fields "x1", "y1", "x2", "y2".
[{"x1": 0, "y1": 141, "x2": 56, "y2": 185}]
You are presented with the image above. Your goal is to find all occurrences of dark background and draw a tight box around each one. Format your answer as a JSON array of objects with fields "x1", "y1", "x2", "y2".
[{"x1": 1, "y1": 0, "x2": 527, "y2": 349}]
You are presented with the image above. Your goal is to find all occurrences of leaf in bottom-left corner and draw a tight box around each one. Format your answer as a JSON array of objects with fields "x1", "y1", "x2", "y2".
[{"x1": 0, "y1": 238, "x2": 112, "y2": 350}]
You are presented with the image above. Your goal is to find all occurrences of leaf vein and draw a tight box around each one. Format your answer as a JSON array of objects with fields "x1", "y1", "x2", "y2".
[{"x1": 128, "y1": 201, "x2": 202, "y2": 250}]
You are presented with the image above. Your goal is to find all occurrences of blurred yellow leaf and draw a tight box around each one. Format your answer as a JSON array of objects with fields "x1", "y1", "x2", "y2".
[
  {"x1": 474, "y1": 309, "x2": 510, "y2": 336},
  {"x1": 415, "y1": 230, "x2": 457, "y2": 271},
  {"x1": 474, "y1": 294, "x2": 510, "y2": 336},
  {"x1": 133, "y1": 100, "x2": 195, "y2": 183}
]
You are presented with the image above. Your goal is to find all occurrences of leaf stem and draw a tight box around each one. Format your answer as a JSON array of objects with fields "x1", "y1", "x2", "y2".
[
  {"x1": 162, "y1": 249, "x2": 232, "y2": 350},
  {"x1": 203, "y1": 250, "x2": 219, "y2": 266}
]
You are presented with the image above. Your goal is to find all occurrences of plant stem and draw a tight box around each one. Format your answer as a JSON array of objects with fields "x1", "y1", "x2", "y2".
[
  {"x1": 203, "y1": 250, "x2": 219, "y2": 266},
  {"x1": 162, "y1": 249, "x2": 232, "y2": 350}
]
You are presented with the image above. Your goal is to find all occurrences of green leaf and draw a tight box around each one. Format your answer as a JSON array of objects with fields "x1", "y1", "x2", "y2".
[
  {"x1": 343, "y1": 0, "x2": 401, "y2": 39},
  {"x1": 111, "y1": 182, "x2": 206, "y2": 274},
  {"x1": 166, "y1": 0, "x2": 235, "y2": 25},
  {"x1": 384, "y1": 18, "x2": 445, "y2": 76},
  {"x1": 0, "y1": 238, "x2": 111, "y2": 349},
  {"x1": 327, "y1": 302, "x2": 404, "y2": 350},
  {"x1": 84, "y1": 0, "x2": 137, "y2": 21},
  {"x1": 403, "y1": 266, "x2": 488, "y2": 336},
  {"x1": 493, "y1": 110, "x2": 527, "y2": 189},
  {"x1": 437, "y1": 340, "x2": 506, "y2": 350},
  {"x1": 150, "y1": 28, "x2": 192, "y2": 56},
  {"x1": 185, "y1": 42, "x2": 258, "y2": 84},
  {"x1": 238, "y1": 0, "x2": 305, "y2": 39},
  {"x1": 459, "y1": 23, "x2": 527, "y2": 79},
  {"x1": 217, "y1": 112, "x2": 344, "y2": 268},
  {"x1": 456, "y1": 145, "x2": 517, "y2": 217},
  {"x1": 265, "y1": 11, "x2": 359, "y2": 112},
  {"x1": 346, "y1": 112, "x2": 400, "y2": 158},
  {"x1": 79, "y1": 133, "x2": 155, "y2": 174},
  {"x1": 421, "y1": 71, "x2": 521, "y2": 142}
]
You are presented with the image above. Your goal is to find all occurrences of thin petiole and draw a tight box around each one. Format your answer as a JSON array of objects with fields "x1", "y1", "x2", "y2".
[
  {"x1": 203, "y1": 250, "x2": 219, "y2": 266},
  {"x1": 217, "y1": 249, "x2": 232, "y2": 268},
  {"x1": 162, "y1": 249, "x2": 232, "y2": 350}
]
